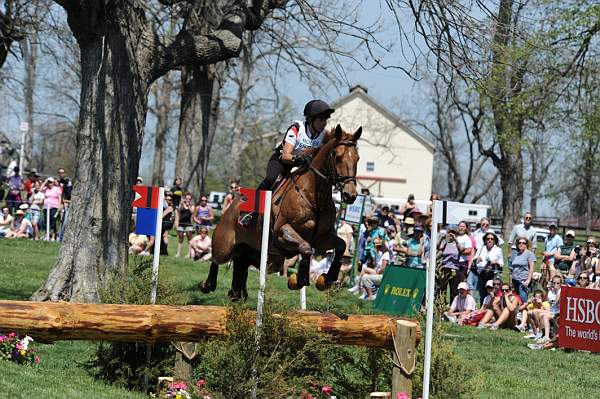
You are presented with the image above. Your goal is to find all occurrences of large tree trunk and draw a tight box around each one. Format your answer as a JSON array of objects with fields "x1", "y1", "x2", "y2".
[
  {"x1": 151, "y1": 73, "x2": 173, "y2": 186},
  {"x1": 499, "y1": 155, "x2": 523, "y2": 238},
  {"x1": 174, "y1": 63, "x2": 223, "y2": 195},
  {"x1": 32, "y1": 9, "x2": 147, "y2": 303}
]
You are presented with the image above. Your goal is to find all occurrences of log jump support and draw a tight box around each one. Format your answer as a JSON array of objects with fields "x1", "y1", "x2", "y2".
[{"x1": 391, "y1": 319, "x2": 418, "y2": 398}]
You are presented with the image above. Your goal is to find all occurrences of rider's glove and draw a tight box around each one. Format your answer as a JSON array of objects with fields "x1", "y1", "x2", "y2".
[{"x1": 292, "y1": 154, "x2": 312, "y2": 166}]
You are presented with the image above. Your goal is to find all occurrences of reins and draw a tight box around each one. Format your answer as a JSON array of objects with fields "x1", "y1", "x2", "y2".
[{"x1": 309, "y1": 140, "x2": 357, "y2": 193}]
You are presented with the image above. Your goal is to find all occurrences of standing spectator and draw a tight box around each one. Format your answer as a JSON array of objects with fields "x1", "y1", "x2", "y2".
[
  {"x1": 193, "y1": 194, "x2": 214, "y2": 230},
  {"x1": 170, "y1": 176, "x2": 184, "y2": 208},
  {"x1": 474, "y1": 232, "x2": 504, "y2": 304},
  {"x1": 472, "y1": 217, "x2": 504, "y2": 250},
  {"x1": 449, "y1": 221, "x2": 474, "y2": 289},
  {"x1": 189, "y1": 226, "x2": 212, "y2": 261},
  {"x1": 58, "y1": 199, "x2": 70, "y2": 241},
  {"x1": 436, "y1": 227, "x2": 463, "y2": 303},
  {"x1": 542, "y1": 223, "x2": 563, "y2": 280},
  {"x1": 399, "y1": 193, "x2": 416, "y2": 219},
  {"x1": 57, "y1": 167, "x2": 73, "y2": 201},
  {"x1": 336, "y1": 220, "x2": 354, "y2": 257},
  {"x1": 23, "y1": 169, "x2": 38, "y2": 201},
  {"x1": 5, "y1": 209, "x2": 32, "y2": 238},
  {"x1": 398, "y1": 225, "x2": 424, "y2": 269},
  {"x1": 174, "y1": 192, "x2": 194, "y2": 258},
  {"x1": 378, "y1": 206, "x2": 395, "y2": 229},
  {"x1": 554, "y1": 230, "x2": 576, "y2": 278},
  {"x1": 426, "y1": 193, "x2": 440, "y2": 218},
  {"x1": 29, "y1": 181, "x2": 45, "y2": 240},
  {"x1": 142, "y1": 194, "x2": 176, "y2": 256},
  {"x1": 42, "y1": 177, "x2": 62, "y2": 241},
  {"x1": 222, "y1": 180, "x2": 239, "y2": 211},
  {"x1": 508, "y1": 212, "x2": 538, "y2": 263},
  {"x1": 0, "y1": 206, "x2": 12, "y2": 236},
  {"x1": 6, "y1": 166, "x2": 23, "y2": 213},
  {"x1": 510, "y1": 237, "x2": 536, "y2": 303}
]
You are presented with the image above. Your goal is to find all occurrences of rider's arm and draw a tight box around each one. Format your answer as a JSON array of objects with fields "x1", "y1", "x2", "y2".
[{"x1": 280, "y1": 142, "x2": 295, "y2": 163}]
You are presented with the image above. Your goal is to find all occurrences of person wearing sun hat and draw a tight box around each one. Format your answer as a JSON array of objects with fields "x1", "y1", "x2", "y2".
[
  {"x1": 443, "y1": 281, "x2": 477, "y2": 324},
  {"x1": 5, "y1": 209, "x2": 32, "y2": 238}
]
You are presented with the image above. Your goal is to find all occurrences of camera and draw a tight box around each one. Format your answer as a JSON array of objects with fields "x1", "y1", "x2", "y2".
[{"x1": 574, "y1": 245, "x2": 582, "y2": 260}]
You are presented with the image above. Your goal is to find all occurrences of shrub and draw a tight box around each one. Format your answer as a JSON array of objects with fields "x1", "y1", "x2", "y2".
[
  {"x1": 84, "y1": 258, "x2": 186, "y2": 391},
  {"x1": 0, "y1": 333, "x2": 40, "y2": 366}
]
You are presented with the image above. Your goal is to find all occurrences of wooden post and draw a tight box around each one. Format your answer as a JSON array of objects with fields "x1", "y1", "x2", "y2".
[{"x1": 392, "y1": 320, "x2": 418, "y2": 398}]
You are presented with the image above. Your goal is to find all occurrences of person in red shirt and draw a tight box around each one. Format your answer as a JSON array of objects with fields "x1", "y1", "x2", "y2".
[{"x1": 478, "y1": 282, "x2": 522, "y2": 329}]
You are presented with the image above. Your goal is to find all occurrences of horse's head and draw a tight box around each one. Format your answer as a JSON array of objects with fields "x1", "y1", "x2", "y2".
[{"x1": 328, "y1": 124, "x2": 362, "y2": 204}]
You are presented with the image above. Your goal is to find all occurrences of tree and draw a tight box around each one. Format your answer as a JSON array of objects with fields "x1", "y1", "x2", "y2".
[{"x1": 33, "y1": 0, "x2": 288, "y2": 303}]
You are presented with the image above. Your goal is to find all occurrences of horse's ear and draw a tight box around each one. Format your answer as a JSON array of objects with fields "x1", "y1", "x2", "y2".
[
  {"x1": 353, "y1": 126, "x2": 362, "y2": 141},
  {"x1": 335, "y1": 124, "x2": 342, "y2": 140}
]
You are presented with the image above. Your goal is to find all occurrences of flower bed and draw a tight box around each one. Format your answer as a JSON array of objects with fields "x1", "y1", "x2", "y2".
[{"x1": 0, "y1": 332, "x2": 40, "y2": 366}]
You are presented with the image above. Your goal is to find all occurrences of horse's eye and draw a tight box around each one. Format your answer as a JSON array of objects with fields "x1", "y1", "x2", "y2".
[{"x1": 336, "y1": 156, "x2": 342, "y2": 163}]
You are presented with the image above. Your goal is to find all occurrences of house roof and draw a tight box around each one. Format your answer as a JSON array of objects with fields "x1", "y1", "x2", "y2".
[{"x1": 330, "y1": 85, "x2": 435, "y2": 153}]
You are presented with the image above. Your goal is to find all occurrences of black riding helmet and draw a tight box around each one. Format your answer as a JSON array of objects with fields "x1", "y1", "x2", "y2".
[{"x1": 303, "y1": 100, "x2": 335, "y2": 120}]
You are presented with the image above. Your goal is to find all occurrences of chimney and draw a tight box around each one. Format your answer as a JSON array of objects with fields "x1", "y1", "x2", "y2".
[{"x1": 349, "y1": 84, "x2": 368, "y2": 94}]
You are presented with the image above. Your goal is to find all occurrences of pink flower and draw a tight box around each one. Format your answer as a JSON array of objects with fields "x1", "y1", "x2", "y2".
[
  {"x1": 396, "y1": 393, "x2": 409, "y2": 399},
  {"x1": 8, "y1": 332, "x2": 16, "y2": 338},
  {"x1": 321, "y1": 385, "x2": 333, "y2": 396},
  {"x1": 0, "y1": 336, "x2": 4, "y2": 342},
  {"x1": 196, "y1": 379, "x2": 206, "y2": 388},
  {"x1": 35, "y1": 356, "x2": 41, "y2": 364},
  {"x1": 169, "y1": 380, "x2": 188, "y2": 390},
  {"x1": 15, "y1": 342, "x2": 23, "y2": 350}
]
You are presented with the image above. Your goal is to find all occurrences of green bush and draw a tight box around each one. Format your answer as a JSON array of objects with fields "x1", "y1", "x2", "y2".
[{"x1": 84, "y1": 258, "x2": 186, "y2": 391}]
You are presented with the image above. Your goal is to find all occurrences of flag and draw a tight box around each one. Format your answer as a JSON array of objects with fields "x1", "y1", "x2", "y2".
[
  {"x1": 133, "y1": 185, "x2": 160, "y2": 236},
  {"x1": 239, "y1": 188, "x2": 268, "y2": 214}
]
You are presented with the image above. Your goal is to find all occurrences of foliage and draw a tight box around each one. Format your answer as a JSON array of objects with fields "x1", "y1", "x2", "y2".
[
  {"x1": 0, "y1": 333, "x2": 40, "y2": 367},
  {"x1": 84, "y1": 259, "x2": 186, "y2": 391}
]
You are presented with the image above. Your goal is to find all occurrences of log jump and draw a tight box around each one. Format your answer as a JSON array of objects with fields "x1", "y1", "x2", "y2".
[{"x1": 0, "y1": 301, "x2": 419, "y2": 348}]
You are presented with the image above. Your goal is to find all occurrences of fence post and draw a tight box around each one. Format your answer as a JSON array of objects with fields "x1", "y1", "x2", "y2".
[{"x1": 392, "y1": 319, "x2": 418, "y2": 398}]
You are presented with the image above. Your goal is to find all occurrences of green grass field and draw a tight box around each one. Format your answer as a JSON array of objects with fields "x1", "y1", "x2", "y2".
[{"x1": 0, "y1": 238, "x2": 599, "y2": 398}]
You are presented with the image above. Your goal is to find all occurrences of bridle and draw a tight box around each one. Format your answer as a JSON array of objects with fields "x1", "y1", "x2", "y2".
[{"x1": 309, "y1": 140, "x2": 357, "y2": 193}]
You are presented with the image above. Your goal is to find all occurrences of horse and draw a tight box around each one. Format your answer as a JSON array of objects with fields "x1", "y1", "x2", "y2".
[{"x1": 199, "y1": 124, "x2": 362, "y2": 300}]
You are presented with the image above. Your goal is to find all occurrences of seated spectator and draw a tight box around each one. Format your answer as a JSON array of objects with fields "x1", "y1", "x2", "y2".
[
  {"x1": 337, "y1": 255, "x2": 353, "y2": 285},
  {"x1": 443, "y1": 282, "x2": 477, "y2": 324},
  {"x1": 456, "y1": 280, "x2": 497, "y2": 326},
  {"x1": 189, "y1": 226, "x2": 212, "y2": 261},
  {"x1": 128, "y1": 232, "x2": 148, "y2": 255},
  {"x1": 398, "y1": 225, "x2": 424, "y2": 269},
  {"x1": 516, "y1": 289, "x2": 549, "y2": 333},
  {"x1": 361, "y1": 238, "x2": 389, "y2": 300},
  {"x1": 526, "y1": 275, "x2": 562, "y2": 344},
  {"x1": 336, "y1": 220, "x2": 354, "y2": 257},
  {"x1": 0, "y1": 207, "x2": 12, "y2": 237},
  {"x1": 576, "y1": 271, "x2": 590, "y2": 288},
  {"x1": 378, "y1": 206, "x2": 395, "y2": 229},
  {"x1": 569, "y1": 237, "x2": 599, "y2": 278},
  {"x1": 473, "y1": 232, "x2": 504, "y2": 304},
  {"x1": 310, "y1": 252, "x2": 332, "y2": 284},
  {"x1": 554, "y1": 230, "x2": 576, "y2": 277},
  {"x1": 5, "y1": 209, "x2": 32, "y2": 238},
  {"x1": 360, "y1": 216, "x2": 386, "y2": 268},
  {"x1": 479, "y1": 283, "x2": 522, "y2": 330},
  {"x1": 510, "y1": 237, "x2": 535, "y2": 303}
]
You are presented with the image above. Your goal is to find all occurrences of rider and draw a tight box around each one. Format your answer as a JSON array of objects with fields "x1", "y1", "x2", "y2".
[{"x1": 240, "y1": 99, "x2": 335, "y2": 225}]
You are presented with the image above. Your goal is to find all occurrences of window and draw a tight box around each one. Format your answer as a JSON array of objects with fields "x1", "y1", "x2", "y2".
[{"x1": 366, "y1": 161, "x2": 375, "y2": 172}]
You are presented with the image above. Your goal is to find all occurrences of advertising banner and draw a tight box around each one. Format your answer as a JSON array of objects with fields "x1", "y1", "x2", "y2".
[
  {"x1": 374, "y1": 266, "x2": 426, "y2": 317},
  {"x1": 558, "y1": 286, "x2": 600, "y2": 353},
  {"x1": 343, "y1": 194, "x2": 365, "y2": 225}
]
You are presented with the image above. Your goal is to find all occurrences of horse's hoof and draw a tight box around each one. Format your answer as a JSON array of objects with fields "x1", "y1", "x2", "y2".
[
  {"x1": 288, "y1": 273, "x2": 299, "y2": 290},
  {"x1": 315, "y1": 274, "x2": 330, "y2": 291},
  {"x1": 198, "y1": 281, "x2": 215, "y2": 294},
  {"x1": 227, "y1": 289, "x2": 248, "y2": 302}
]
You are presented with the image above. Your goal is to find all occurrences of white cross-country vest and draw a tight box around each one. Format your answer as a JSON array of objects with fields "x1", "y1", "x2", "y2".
[{"x1": 282, "y1": 119, "x2": 326, "y2": 155}]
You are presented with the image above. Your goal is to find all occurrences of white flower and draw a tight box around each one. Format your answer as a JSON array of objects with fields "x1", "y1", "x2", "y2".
[{"x1": 20, "y1": 336, "x2": 33, "y2": 350}]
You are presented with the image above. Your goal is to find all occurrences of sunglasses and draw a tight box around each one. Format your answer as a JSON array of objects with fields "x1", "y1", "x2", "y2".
[
  {"x1": 518, "y1": 241, "x2": 527, "y2": 245},
  {"x1": 579, "y1": 277, "x2": 589, "y2": 280},
  {"x1": 524, "y1": 217, "x2": 532, "y2": 220},
  {"x1": 502, "y1": 288, "x2": 510, "y2": 292},
  {"x1": 485, "y1": 237, "x2": 495, "y2": 241},
  {"x1": 587, "y1": 241, "x2": 595, "y2": 245},
  {"x1": 493, "y1": 283, "x2": 501, "y2": 286}
]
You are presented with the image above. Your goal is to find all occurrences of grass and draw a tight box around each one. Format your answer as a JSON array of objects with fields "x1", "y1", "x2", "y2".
[{"x1": 1, "y1": 238, "x2": 599, "y2": 398}]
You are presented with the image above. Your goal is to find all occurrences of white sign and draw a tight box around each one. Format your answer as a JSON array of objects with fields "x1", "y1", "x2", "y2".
[
  {"x1": 20, "y1": 122, "x2": 29, "y2": 132},
  {"x1": 432, "y1": 200, "x2": 467, "y2": 225},
  {"x1": 343, "y1": 194, "x2": 365, "y2": 224}
]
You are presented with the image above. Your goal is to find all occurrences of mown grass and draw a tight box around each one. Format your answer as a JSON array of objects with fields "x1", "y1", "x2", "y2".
[{"x1": 1, "y1": 238, "x2": 599, "y2": 398}]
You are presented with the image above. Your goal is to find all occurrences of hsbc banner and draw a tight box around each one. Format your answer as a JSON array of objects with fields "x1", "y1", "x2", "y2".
[{"x1": 559, "y1": 286, "x2": 600, "y2": 352}]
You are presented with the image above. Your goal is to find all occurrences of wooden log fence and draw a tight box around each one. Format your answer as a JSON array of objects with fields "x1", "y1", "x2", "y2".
[{"x1": 0, "y1": 300, "x2": 420, "y2": 396}]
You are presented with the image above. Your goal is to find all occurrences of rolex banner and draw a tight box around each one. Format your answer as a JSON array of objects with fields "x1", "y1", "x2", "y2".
[{"x1": 374, "y1": 266, "x2": 426, "y2": 316}]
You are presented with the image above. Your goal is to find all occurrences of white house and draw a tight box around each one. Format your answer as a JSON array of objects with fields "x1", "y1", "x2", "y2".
[{"x1": 328, "y1": 85, "x2": 434, "y2": 201}]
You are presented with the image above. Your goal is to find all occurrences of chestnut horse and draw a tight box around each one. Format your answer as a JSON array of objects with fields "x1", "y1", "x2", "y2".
[{"x1": 199, "y1": 124, "x2": 362, "y2": 299}]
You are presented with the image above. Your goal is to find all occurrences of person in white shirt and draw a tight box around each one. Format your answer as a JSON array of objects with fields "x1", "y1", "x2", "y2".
[
  {"x1": 444, "y1": 281, "x2": 477, "y2": 323},
  {"x1": 359, "y1": 237, "x2": 390, "y2": 300},
  {"x1": 0, "y1": 207, "x2": 13, "y2": 236},
  {"x1": 474, "y1": 232, "x2": 504, "y2": 304},
  {"x1": 472, "y1": 217, "x2": 504, "y2": 250}
]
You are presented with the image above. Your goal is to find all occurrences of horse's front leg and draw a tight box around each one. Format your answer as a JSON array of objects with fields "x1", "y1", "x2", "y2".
[
  {"x1": 314, "y1": 232, "x2": 347, "y2": 291},
  {"x1": 198, "y1": 260, "x2": 219, "y2": 293},
  {"x1": 276, "y1": 224, "x2": 313, "y2": 290}
]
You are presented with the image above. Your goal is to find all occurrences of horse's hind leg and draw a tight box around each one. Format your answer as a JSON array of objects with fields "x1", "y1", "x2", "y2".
[
  {"x1": 199, "y1": 260, "x2": 219, "y2": 293},
  {"x1": 228, "y1": 256, "x2": 250, "y2": 301},
  {"x1": 276, "y1": 224, "x2": 313, "y2": 290}
]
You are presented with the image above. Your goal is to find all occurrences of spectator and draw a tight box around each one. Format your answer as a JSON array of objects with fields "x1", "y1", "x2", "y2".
[
  {"x1": 23, "y1": 169, "x2": 38, "y2": 201},
  {"x1": 170, "y1": 176, "x2": 184, "y2": 208},
  {"x1": 443, "y1": 282, "x2": 477, "y2": 324},
  {"x1": 57, "y1": 168, "x2": 73, "y2": 201},
  {"x1": 0, "y1": 206, "x2": 13, "y2": 236},
  {"x1": 6, "y1": 166, "x2": 23, "y2": 213},
  {"x1": 473, "y1": 232, "x2": 504, "y2": 304},
  {"x1": 193, "y1": 194, "x2": 214, "y2": 231},
  {"x1": 143, "y1": 194, "x2": 176, "y2": 256},
  {"x1": 189, "y1": 226, "x2": 212, "y2": 261},
  {"x1": 510, "y1": 237, "x2": 536, "y2": 303},
  {"x1": 400, "y1": 225, "x2": 424, "y2": 269},
  {"x1": 5, "y1": 209, "x2": 32, "y2": 238},
  {"x1": 554, "y1": 230, "x2": 576, "y2": 277},
  {"x1": 472, "y1": 217, "x2": 504, "y2": 250},
  {"x1": 526, "y1": 274, "x2": 562, "y2": 342},
  {"x1": 174, "y1": 192, "x2": 194, "y2": 258},
  {"x1": 447, "y1": 221, "x2": 473, "y2": 288},
  {"x1": 479, "y1": 283, "x2": 522, "y2": 330},
  {"x1": 576, "y1": 271, "x2": 590, "y2": 288},
  {"x1": 399, "y1": 193, "x2": 416, "y2": 219},
  {"x1": 569, "y1": 241, "x2": 596, "y2": 278},
  {"x1": 392, "y1": 217, "x2": 413, "y2": 266},
  {"x1": 128, "y1": 231, "x2": 148, "y2": 255},
  {"x1": 508, "y1": 212, "x2": 538, "y2": 263},
  {"x1": 310, "y1": 252, "x2": 332, "y2": 284},
  {"x1": 426, "y1": 193, "x2": 440, "y2": 218},
  {"x1": 436, "y1": 226, "x2": 464, "y2": 302},
  {"x1": 223, "y1": 180, "x2": 239, "y2": 211},
  {"x1": 336, "y1": 220, "x2": 354, "y2": 257},
  {"x1": 338, "y1": 255, "x2": 353, "y2": 285},
  {"x1": 29, "y1": 181, "x2": 44, "y2": 240},
  {"x1": 360, "y1": 216, "x2": 386, "y2": 267},
  {"x1": 542, "y1": 223, "x2": 563, "y2": 280},
  {"x1": 360, "y1": 237, "x2": 389, "y2": 300},
  {"x1": 42, "y1": 177, "x2": 62, "y2": 241},
  {"x1": 516, "y1": 289, "x2": 549, "y2": 333},
  {"x1": 58, "y1": 199, "x2": 70, "y2": 242},
  {"x1": 378, "y1": 206, "x2": 395, "y2": 229}
]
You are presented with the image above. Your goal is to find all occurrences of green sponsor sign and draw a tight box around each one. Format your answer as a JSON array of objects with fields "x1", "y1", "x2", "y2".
[{"x1": 374, "y1": 266, "x2": 426, "y2": 316}]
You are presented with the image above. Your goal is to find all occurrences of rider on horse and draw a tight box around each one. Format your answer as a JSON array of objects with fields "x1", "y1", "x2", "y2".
[{"x1": 240, "y1": 99, "x2": 335, "y2": 225}]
